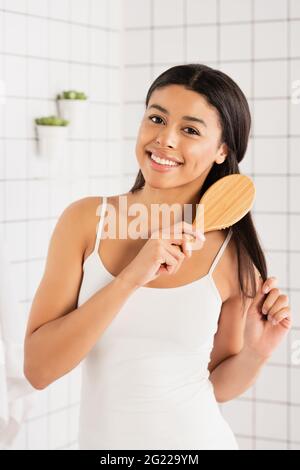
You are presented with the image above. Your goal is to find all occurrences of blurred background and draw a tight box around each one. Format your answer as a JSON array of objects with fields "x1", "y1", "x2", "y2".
[{"x1": 0, "y1": 0, "x2": 299, "y2": 450}]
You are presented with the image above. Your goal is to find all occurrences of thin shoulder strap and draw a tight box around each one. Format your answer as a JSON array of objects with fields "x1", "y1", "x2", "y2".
[
  {"x1": 94, "y1": 196, "x2": 107, "y2": 253},
  {"x1": 208, "y1": 228, "x2": 233, "y2": 276}
]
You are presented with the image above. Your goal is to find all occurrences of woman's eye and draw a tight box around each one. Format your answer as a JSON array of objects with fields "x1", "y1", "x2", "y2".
[
  {"x1": 149, "y1": 115, "x2": 164, "y2": 126},
  {"x1": 184, "y1": 127, "x2": 199, "y2": 135},
  {"x1": 148, "y1": 116, "x2": 199, "y2": 135}
]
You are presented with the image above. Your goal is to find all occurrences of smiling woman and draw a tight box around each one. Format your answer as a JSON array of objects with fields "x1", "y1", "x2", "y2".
[
  {"x1": 76, "y1": 64, "x2": 270, "y2": 450},
  {"x1": 24, "y1": 63, "x2": 291, "y2": 452}
]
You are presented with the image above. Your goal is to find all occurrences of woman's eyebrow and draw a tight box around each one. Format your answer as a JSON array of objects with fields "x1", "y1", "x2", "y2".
[{"x1": 148, "y1": 104, "x2": 207, "y2": 128}]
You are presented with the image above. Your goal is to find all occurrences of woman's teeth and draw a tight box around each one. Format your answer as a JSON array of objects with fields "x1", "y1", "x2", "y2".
[{"x1": 149, "y1": 153, "x2": 181, "y2": 166}]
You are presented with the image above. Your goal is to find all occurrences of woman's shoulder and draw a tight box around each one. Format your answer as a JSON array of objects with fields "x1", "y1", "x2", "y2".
[
  {"x1": 73, "y1": 195, "x2": 119, "y2": 259},
  {"x1": 60, "y1": 196, "x2": 104, "y2": 255}
]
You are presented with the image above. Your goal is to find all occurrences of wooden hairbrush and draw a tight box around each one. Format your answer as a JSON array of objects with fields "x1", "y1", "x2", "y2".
[
  {"x1": 163, "y1": 174, "x2": 256, "y2": 261},
  {"x1": 191, "y1": 173, "x2": 256, "y2": 235}
]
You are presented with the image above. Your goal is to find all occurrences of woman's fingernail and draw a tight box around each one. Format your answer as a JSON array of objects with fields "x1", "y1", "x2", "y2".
[
  {"x1": 186, "y1": 242, "x2": 192, "y2": 252},
  {"x1": 272, "y1": 319, "x2": 278, "y2": 326},
  {"x1": 196, "y1": 230, "x2": 206, "y2": 241},
  {"x1": 280, "y1": 314, "x2": 288, "y2": 321},
  {"x1": 263, "y1": 285, "x2": 270, "y2": 294}
]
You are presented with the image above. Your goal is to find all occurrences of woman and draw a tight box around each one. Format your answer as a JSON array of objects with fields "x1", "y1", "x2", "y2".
[{"x1": 24, "y1": 64, "x2": 292, "y2": 450}]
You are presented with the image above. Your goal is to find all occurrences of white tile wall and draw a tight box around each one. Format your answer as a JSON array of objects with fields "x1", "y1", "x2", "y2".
[
  {"x1": 153, "y1": 0, "x2": 184, "y2": 27},
  {"x1": 253, "y1": 100, "x2": 288, "y2": 136},
  {"x1": 290, "y1": 253, "x2": 300, "y2": 290},
  {"x1": 0, "y1": 0, "x2": 122, "y2": 450},
  {"x1": 253, "y1": 138, "x2": 287, "y2": 174},
  {"x1": 220, "y1": 0, "x2": 252, "y2": 22},
  {"x1": 123, "y1": 66, "x2": 152, "y2": 102},
  {"x1": 4, "y1": 11, "x2": 27, "y2": 55},
  {"x1": 290, "y1": 0, "x2": 300, "y2": 16},
  {"x1": 290, "y1": 90, "x2": 300, "y2": 135},
  {"x1": 27, "y1": 415, "x2": 48, "y2": 450},
  {"x1": 27, "y1": 58, "x2": 49, "y2": 99},
  {"x1": 48, "y1": 0, "x2": 69, "y2": 21},
  {"x1": 49, "y1": 21, "x2": 70, "y2": 61},
  {"x1": 256, "y1": 402, "x2": 287, "y2": 440},
  {"x1": 254, "y1": 214, "x2": 287, "y2": 251},
  {"x1": 123, "y1": 0, "x2": 151, "y2": 28},
  {"x1": 254, "y1": 61, "x2": 287, "y2": 98},
  {"x1": 187, "y1": 26, "x2": 218, "y2": 62},
  {"x1": 5, "y1": 56, "x2": 27, "y2": 97},
  {"x1": 49, "y1": 409, "x2": 68, "y2": 449},
  {"x1": 27, "y1": 16, "x2": 48, "y2": 58},
  {"x1": 256, "y1": 439, "x2": 288, "y2": 450},
  {"x1": 290, "y1": 292, "x2": 300, "y2": 328},
  {"x1": 255, "y1": 365, "x2": 288, "y2": 402},
  {"x1": 237, "y1": 436, "x2": 254, "y2": 450},
  {"x1": 290, "y1": 176, "x2": 300, "y2": 212},
  {"x1": 153, "y1": 28, "x2": 185, "y2": 63},
  {"x1": 219, "y1": 62, "x2": 252, "y2": 98},
  {"x1": 290, "y1": 406, "x2": 300, "y2": 442},
  {"x1": 27, "y1": 0, "x2": 48, "y2": 17},
  {"x1": 125, "y1": 30, "x2": 151, "y2": 65},
  {"x1": 1, "y1": 0, "x2": 299, "y2": 452},
  {"x1": 266, "y1": 251, "x2": 288, "y2": 291},
  {"x1": 90, "y1": 29, "x2": 107, "y2": 64},
  {"x1": 254, "y1": 176, "x2": 287, "y2": 213},
  {"x1": 254, "y1": 0, "x2": 288, "y2": 21},
  {"x1": 221, "y1": 399, "x2": 253, "y2": 435},
  {"x1": 254, "y1": 22, "x2": 288, "y2": 60},
  {"x1": 71, "y1": 24, "x2": 89, "y2": 63},
  {"x1": 220, "y1": 24, "x2": 252, "y2": 61}
]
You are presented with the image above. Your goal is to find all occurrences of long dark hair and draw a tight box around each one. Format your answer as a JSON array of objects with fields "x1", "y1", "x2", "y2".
[{"x1": 129, "y1": 63, "x2": 268, "y2": 306}]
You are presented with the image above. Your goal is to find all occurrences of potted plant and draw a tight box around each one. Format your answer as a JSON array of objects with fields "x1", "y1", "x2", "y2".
[
  {"x1": 35, "y1": 115, "x2": 69, "y2": 159},
  {"x1": 56, "y1": 90, "x2": 88, "y2": 137}
]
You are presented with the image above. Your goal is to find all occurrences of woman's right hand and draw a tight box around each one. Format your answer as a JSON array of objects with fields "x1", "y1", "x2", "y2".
[{"x1": 117, "y1": 221, "x2": 205, "y2": 289}]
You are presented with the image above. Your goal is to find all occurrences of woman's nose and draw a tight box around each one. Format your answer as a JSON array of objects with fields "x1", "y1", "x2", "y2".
[{"x1": 155, "y1": 131, "x2": 178, "y2": 148}]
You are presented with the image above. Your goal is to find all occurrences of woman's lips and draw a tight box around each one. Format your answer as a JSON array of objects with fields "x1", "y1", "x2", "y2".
[{"x1": 146, "y1": 152, "x2": 183, "y2": 172}]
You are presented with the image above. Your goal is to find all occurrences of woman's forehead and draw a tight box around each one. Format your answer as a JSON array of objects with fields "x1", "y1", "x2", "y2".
[{"x1": 148, "y1": 86, "x2": 219, "y2": 127}]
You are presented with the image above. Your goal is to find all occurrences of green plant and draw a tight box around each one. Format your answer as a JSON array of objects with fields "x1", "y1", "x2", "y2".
[
  {"x1": 56, "y1": 90, "x2": 88, "y2": 100},
  {"x1": 35, "y1": 115, "x2": 69, "y2": 126}
]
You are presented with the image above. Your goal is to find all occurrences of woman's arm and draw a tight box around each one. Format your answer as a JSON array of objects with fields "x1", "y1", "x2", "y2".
[
  {"x1": 209, "y1": 345, "x2": 268, "y2": 403},
  {"x1": 24, "y1": 198, "x2": 138, "y2": 390},
  {"x1": 209, "y1": 274, "x2": 291, "y2": 403},
  {"x1": 208, "y1": 293, "x2": 256, "y2": 402}
]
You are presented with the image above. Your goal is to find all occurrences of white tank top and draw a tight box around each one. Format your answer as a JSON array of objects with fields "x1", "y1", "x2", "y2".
[{"x1": 77, "y1": 196, "x2": 238, "y2": 450}]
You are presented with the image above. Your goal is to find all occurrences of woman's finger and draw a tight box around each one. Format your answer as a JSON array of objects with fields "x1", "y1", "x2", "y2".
[
  {"x1": 265, "y1": 293, "x2": 289, "y2": 318},
  {"x1": 262, "y1": 276, "x2": 278, "y2": 294},
  {"x1": 261, "y1": 288, "x2": 283, "y2": 315},
  {"x1": 268, "y1": 307, "x2": 291, "y2": 326}
]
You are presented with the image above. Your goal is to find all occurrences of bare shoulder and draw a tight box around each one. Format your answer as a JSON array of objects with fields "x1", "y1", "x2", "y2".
[
  {"x1": 80, "y1": 195, "x2": 119, "y2": 257},
  {"x1": 24, "y1": 196, "x2": 105, "y2": 340},
  {"x1": 64, "y1": 196, "x2": 103, "y2": 250}
]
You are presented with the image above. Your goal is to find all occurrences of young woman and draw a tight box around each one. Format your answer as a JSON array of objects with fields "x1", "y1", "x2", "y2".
[{"x1": 24, "y1": 64, "x2": 292, "y2": 450}]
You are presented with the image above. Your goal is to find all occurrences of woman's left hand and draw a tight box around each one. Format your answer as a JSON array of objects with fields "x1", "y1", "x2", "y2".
[{"x1": 243, "y1": 276, "x2": 292, "y2": 360}]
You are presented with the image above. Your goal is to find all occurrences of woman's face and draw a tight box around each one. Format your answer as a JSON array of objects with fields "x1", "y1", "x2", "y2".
[{"x1": 135, "y1": 84, "x2": 228, "y2": 190}]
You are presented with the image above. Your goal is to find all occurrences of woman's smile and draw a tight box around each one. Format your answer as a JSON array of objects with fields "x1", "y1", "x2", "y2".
[{"x1": 146, "y1": 151, "x2": 184, "y2": 172}]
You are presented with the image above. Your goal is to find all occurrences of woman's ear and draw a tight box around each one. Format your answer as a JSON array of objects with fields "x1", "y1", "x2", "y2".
[{"x1": 215, "y1": 142, "x2": 228, "y2": 164}]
